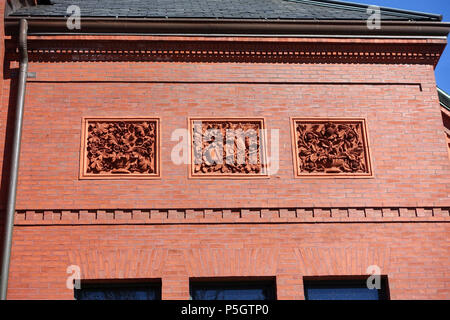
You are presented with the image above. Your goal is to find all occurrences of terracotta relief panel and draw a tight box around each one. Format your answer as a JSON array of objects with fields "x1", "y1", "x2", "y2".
[
  {"x1": 80, "y1": 118, "x2": 160, "y2": 179},
  {"x1": 291, "y1": 118, "x2": 373, "y2": 178},
  {"x1": 189, "y1": 118, "x2": 268, "y2": 178}
]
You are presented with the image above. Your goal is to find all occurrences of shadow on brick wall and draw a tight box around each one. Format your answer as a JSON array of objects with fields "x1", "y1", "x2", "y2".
[{"x1": 0, "y1": 65, "x2": 19, "y2": 276}]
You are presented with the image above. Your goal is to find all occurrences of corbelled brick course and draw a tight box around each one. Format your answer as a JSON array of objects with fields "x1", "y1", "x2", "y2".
[{"x1": 13, "y1": 207, "x2": 450, "y2": 225}]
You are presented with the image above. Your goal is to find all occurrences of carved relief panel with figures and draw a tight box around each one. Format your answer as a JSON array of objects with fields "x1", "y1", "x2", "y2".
[{"x1": 189, "y1": 118, "x2": 268, "y2": 178}]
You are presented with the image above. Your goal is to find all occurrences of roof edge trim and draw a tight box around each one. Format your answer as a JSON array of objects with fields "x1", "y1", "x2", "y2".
[
  {"x1": 438, "y1": 87, "x2": 450, "y2": 111},
  {"x1": 5, "y1": 18, "x2": 450, "y2": 37}
]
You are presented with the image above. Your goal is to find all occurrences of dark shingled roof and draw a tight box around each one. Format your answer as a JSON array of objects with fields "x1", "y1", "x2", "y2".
[{"x1": 8, "y1": 0, "x2": 442, "y2": 21}]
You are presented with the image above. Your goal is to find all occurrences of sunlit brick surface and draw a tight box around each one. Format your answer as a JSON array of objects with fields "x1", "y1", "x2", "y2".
[{"x1": 0, "y1": 30, "x2": 449, "y2": 299}]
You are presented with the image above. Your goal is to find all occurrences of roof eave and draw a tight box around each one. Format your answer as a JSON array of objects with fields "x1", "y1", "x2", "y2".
[{"x1": 4, "y1": 17, "x2": 450, "y2": 37}]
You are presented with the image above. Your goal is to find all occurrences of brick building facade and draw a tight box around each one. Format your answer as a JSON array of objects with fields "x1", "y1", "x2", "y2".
[{"x1": 0, "y1": 0, "x2": 449, "y2": 300}]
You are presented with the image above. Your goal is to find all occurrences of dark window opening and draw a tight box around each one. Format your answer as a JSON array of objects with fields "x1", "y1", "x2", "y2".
[
  {"x1": 304, "y1": 276, "x2": 389, "y2": 300},
  {"x1": 74, "y1": 280, "x2": 161, "y2": 300},
  {"x1": 190, "y1": 278, "x2": 276, "y2": 300}
]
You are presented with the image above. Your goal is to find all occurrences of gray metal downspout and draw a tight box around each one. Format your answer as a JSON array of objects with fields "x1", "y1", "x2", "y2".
[{"x1": 0, "y1": 19, "x2": 28, "y2": 300}]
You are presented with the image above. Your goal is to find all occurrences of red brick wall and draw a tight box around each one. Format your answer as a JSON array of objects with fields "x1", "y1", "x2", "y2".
[
  {"x1": 7, "y1": 221, "x2": 450, "y2": 300},
  {"x1": 4, "y1": 60, "x2": 450, "y2": 209},
  {"x1": 1, "y1": 35, "x2": 449, "y2": 299}
]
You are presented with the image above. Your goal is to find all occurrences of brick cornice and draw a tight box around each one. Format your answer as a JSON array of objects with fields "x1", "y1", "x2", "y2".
[
  {"x1": 13, "y1": 207, "x2": 450, "y2": 226},
  {"x1": 4, "y1": 37, "x2": 446, "y2": 66}
]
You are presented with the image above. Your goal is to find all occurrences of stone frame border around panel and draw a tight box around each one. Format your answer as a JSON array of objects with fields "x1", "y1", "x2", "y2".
[
  {"x1": 290, "y1": 117, "x2": 373, "y2": 179},
  {"x1": 188, "y1": 117, "x2": 269, "y2": 179},
  {"x1": 79, "y1": 117, "x2": 161, "y2": 180}
]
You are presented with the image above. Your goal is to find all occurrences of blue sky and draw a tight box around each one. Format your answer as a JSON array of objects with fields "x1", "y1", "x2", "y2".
[{"x1": 363, "y1": 0, "x2": 450, "y2": 92}]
